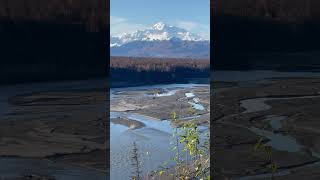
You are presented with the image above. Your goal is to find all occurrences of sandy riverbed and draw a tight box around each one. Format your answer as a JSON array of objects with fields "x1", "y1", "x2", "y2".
[
  {"x1": 0, "y1": 80, "x2": 108, "y2": 179},
  {"x1": 213, "y1": 77, "x2": 320, "y2": 179}
]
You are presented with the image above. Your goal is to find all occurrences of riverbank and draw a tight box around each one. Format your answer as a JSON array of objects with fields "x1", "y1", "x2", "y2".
[
  {"x1": 0, "y1": 80, "x2": 108, "y2": 179},
  {"x1": 213, "y1": 77, "x2": 320, "y2": 179}
]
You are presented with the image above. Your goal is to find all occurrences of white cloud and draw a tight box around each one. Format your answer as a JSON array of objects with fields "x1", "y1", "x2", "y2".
[
  {"x1": 110, "y1": 16, "x2": 148, "y2": 36},
  {"x1": 110, "y1": 16, "x2": 127, "y2": 25},
  {"x1": 176, "y1": 21, "x2": 198, "y2": 31},
  {"x1": 176, "y1": 21, "x2": 210, "y2": 40}
]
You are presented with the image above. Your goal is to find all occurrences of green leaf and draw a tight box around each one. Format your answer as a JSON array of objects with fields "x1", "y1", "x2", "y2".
[
  {"x1": 254, "y1": 138, "x2": 263, "y2": 151},
  {"x1": 171, "y1": 146, "x2": 177, "y2": 151},
  {"x1": 159, "y1": 170, "x2": 165, "y2": 176}
]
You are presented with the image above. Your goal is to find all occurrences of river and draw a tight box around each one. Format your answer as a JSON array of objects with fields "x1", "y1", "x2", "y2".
[
  {"x1": 1, "y1": 70, "x2": 320, "y2": 179},
  {"x1": 110, "y1": 83, "x2": 210, "y2": 179}
]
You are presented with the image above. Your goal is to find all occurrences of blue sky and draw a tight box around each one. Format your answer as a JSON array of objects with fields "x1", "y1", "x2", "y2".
[{"x1": 110, "y1": 0, "x2": 210, "y2": 39}]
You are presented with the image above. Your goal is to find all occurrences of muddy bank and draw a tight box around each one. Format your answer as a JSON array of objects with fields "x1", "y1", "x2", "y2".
[
  {"x1": 0, "y1": 80, "x2": 108, "y2": 179},
  {"x1": 111, "y1": 84, "x2": 210, "y2": 120},
  {"x1": 0, "y1": 157, "x2": 107, "y2": 180},
  {"x1": 111, "y1": 118, "x2": 145, "y2": 130},
  {"x1": 213, "y1": 77, "x2": 320, "y2": 179}
]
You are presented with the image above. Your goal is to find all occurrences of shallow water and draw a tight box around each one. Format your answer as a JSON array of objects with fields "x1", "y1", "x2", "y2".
[
  {"x1": 216, "y1": 71, "x2": 320, "y2": 179},
  {"x1": 240, "y1": 95, "x2": 320, "y2": 113},
  {"x1": 240, "y1": 98, "x2": 272, "y2": 113},
  {"x1": 264, "y1": 115, "x2": 286, "y2": 130},
  {"x1": 249, "y1": 127, "x2": 302, "y2": 152},
  {"x1": 110, "y1": 112, "x2": 177, "y2": 179},
  {"x1": 193, "y1": 97, "x2": 200, "y2": 103},
  {"x1": 185, "y1": 92, "x2": 205, "y2": 111},
  {"x1": 188, "y1": 102, "x2": 205, "y2": 111},
  {"x1": 110, "y1": 84, "x2": 209, "y2": 180},
  {"x1": 110, "y1": 123, "x2": 174, "y2": 179},
  {"x1": 111, "y1": 112, "x2": 173, "y2": 134},
  {"x1": 185, "y1": 92, "x2": 195, "y2": 98},
  {"x1": 110, "y1": 111, "x2": 209, "y2": 180},
  {"x1": 240, "y1": 95, "x2": 320, "y2": 153},
  {"x1": 144, "y1": 89, "x2": 178, "y2": 97}
]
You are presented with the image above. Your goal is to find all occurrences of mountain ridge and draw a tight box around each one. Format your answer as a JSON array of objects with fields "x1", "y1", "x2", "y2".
[
  {"x1": 110, "y1": 22, "x2": 207, "y2": 47},
  {"x1": 110, "y1": 22, "x2": 209, "y2": 58}
]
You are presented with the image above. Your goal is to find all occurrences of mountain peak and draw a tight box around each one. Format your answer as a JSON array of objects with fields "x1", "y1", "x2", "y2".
[
  {"x1": 111, "y1": 22, "x2": 207, "y2": 47},
  {"x1": 153, "y1": 22, "x2": 166, "y2": 30}
]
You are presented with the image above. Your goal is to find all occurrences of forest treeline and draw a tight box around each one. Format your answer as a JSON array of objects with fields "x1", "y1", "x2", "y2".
[
  {"x1": 0, "y1": 0, "x2": 108, "y2": 84},
  {"x1": 111, "y1": 57, "x2": 210, "y2": 87},
  {"x1": 213, "y1": 0, "x2": 320, "y2": 70},
  {"x1": 214, "y1": 0, "x2": 320, "y2": 20},
  {"x1": 0, "y1": 0, "x2": 108, "y2": 30}
]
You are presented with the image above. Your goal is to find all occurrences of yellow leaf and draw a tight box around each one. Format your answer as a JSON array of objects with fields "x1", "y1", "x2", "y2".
[{"x1": 159, "y1": 170, "x2": 165, "y2": 176}]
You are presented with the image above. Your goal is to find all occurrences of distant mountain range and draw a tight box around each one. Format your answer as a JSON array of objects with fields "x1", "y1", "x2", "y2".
[{"x1": 110, "y1": 22, "x2": 210, "y2": 58}]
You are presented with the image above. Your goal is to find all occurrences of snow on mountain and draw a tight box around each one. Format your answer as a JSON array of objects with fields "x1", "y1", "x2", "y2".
[
  {"x1": 110, "y1": 36, "x2": 122, "y2": 47},
  {"x1": 153, "y1": 21, "x2": 166, "y2": 30},
  {"x1": 110, "y1": 22, "x2": 206, "y2": 47},
  {"x1": 111, "y1": 38, "x2": 210, "y2": 58}
]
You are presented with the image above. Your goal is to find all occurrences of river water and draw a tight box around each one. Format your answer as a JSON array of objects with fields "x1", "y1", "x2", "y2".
[
  {"x1": 109, "y1": 70, "x2": 320, "y2": 179},
  {"x1": 110, "y1": 83, "x2": 210, "y2": 180},
  {"x1": 1, "y1": 70, "x2": 320, "y2": 179}
]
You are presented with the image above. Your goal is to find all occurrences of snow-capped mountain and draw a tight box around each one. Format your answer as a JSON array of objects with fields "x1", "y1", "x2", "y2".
[
  {"x1": 110, "y1": 22, "x2": 210, "y2": 58},
  {"x1": 111, "y1": 22, "x2": 206, "y2": 47}
]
